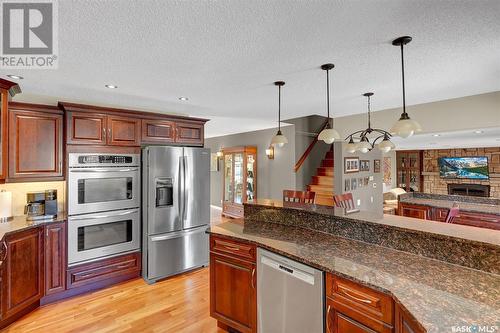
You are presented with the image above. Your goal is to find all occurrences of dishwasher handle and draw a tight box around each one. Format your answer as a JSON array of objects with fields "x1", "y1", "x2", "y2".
[{"x1": 260, "y1": 255, "x2": 315, "y2": 285}]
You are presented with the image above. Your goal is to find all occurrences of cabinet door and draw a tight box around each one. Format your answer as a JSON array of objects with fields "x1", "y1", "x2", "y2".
[
  {"x1": 1, "y1": 228, "x2": 44, "y2": 320},
  {"x1": 175, "y1": 121, "x2": 204, "y2": 145},
  {"x1": 395, "y1": 304, "x2": 424, "y2": 333},
  {"x1": 107, "y1": 116, "x2": 141, "y2": 146},
  {"x1": 399, "y1": 204, "x2": 430, "y2": 220},
  {"x1": 45, "y1": 222, "x2": 66, "y2": 295},
  {"x1": 141, "y1": 119, "x2": 175, "y2": 144},
  {"x1": 66, "y1": 111, "x2": 107, "y2": 145},
  {"x1": 8, "y1": 109, "x2": 63, "y2": 180},
  {"x1": 210, "y1": 253, "x2": 256, "y2": 333}
]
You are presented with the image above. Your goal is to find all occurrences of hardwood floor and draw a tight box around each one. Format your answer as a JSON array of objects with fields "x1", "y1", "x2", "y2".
[
  {"x1": 5, "y1": 268, "x2": 223, "y2": 333},
  {"x1": 5, "y1": 208, "x2": 233, "y2": 333}
]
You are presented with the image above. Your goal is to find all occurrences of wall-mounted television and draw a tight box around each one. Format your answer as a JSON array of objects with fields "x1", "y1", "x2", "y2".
[{"x1": 438, "y1": 157, "x2": 489, "y2": 180}]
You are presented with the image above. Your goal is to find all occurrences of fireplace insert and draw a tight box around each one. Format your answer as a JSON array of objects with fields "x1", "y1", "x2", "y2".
[{"x1": 448, "y1": 184, "x2": 490, "y2": 197}]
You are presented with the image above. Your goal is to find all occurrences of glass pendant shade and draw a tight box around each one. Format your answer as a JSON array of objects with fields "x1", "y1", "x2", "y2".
[
  {"x1": 357, "y1": 137, "x2": 371, "y2": 153},
  {"x1": 378, "y1": 137, "x2": 396, "y2": 153},
  {"x1": 271, "y1": 129, "x2": 288, "y2": 147},
  {"x1": 345, "y1": 137, "x2": 357, "y2": 153},
  {"x1": 318, "y1": 127, "x2": 340, "y2": 144},
  {"x1": 390, "y1": 116, "x2": 422, "y2": 138}
]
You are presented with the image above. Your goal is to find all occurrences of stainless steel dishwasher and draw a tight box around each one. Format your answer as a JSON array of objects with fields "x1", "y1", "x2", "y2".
[{"x1": 257, "y1": 248, "x2": 324, "y2": 333}]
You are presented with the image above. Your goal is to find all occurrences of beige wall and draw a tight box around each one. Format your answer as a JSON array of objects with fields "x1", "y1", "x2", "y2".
[
  {"x1": 423, "y1": 147, "x2": 500, "y2": 198},
  {"x1": 333, "y1": 91, "x2": 500, "y2": 138},
  {"x1": 0, "y1": 181, "x2": 66, "y2": 217}
]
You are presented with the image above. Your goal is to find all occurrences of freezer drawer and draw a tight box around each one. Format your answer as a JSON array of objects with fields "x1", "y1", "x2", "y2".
[
  {"x1": 257, "y1": 248, "x2": 324, "y2": 333},
  {"x1": 144, "y1": 226, "x2": 209, "y2": 282}
]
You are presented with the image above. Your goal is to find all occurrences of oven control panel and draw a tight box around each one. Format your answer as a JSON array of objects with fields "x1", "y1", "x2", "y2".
[
  {"x1": 78, "y1": 155, "x2": 133, "y2": 164},
  {"x1": 69, "y1": 153, "x2": 140, "y2": 167}
]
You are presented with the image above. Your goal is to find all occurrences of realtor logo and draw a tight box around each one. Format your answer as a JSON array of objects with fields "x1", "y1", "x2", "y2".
[{"x1": 1, "y1": 0, "x2": 58, "y2": 68}]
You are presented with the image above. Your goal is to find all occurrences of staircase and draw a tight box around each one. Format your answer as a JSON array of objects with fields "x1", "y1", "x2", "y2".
[{"x1": 307, "y1": 147, "x2": 334, "y2": 206}]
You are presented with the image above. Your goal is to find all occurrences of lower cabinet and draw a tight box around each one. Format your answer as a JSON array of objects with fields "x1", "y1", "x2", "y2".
[
  {"x1": 209, "y1": 235, "x2": 256, "y2": 333},
  {"x1": 44, "y1": 222, "x2": 66, "y2": 295},
  {"x1": 326, "y1": 274, "x2": 394, "y2": 333},
  {"x1": 399, "y1": 203, "x2": 431, "y2": 220},
  {"x1": 67, "y1": 252, "x2": 141, "y2": 289},
  {"x1": 395, "y1": 304, "x2": 425, "y2": 333},
  {"x1": 1, "y1": 227, "x2": 44, "y2": 322}
]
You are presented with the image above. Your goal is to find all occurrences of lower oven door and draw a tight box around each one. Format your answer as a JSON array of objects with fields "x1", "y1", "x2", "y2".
[{"x1": 68, "y1": 208, "x2": 140, "y2": 265}]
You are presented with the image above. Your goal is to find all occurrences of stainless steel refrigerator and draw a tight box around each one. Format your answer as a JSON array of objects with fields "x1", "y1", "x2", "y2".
[{"x1": 142, "y1": 146, "x2": 210, "y2": 284}]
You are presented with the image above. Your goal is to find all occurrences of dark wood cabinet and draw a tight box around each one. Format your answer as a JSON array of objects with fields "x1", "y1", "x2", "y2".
[
  {"x1": 175, "y1": 121, "x2": 204, "y2": 145},
  {"x1": 141, "y1": 119, "x2": 175, "y2": 144},
  {"x1": 67, "y1": 252, "x2": 141, "y2": 290},
  {"x1": 396, "y1": 151, "x2": 423, "y2": 192},
  {"x1": 107, "y1": 116, "x2": 140, "y2": 146},
  {"x1": 44, "y1": 222, "x2": 66, "y2": 296},
  {"x1": 395, "y1": 304, "x2": 425, "y2": 333},
  {"x1": 326, "y1": 273, "x2": 394, "y2": 333},
  {"x1": 210, "y1": 235, "x2": 256, "y2": 333},
  {"x1": 8, "y1": 103, "x2": 63, "y2": 181},
  {"x1": 0, "y1": 79, "x2": 21, "y2": 182},
  {"x1": 398, "y1": 203, "x2": 431, "y2": 220},
  {"x1": 66, "y1": 111, "x2": 107, "y2": 145},
  {"x1": 1, "y1": 227, "x2": 44, "y2": 320}
]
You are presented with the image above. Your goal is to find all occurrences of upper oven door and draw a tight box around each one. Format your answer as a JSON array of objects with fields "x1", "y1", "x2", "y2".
[{"x1": 68, "y1": 167, "x2": 140, "y2": 215}]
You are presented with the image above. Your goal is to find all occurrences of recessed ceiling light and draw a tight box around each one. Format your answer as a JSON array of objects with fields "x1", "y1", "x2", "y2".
[
  {"x1": 179, "y1": 97, "x2": 189, "y2": 101},
  {"x1": 7, "y1": 74, "x2": 23, "y2": 80},
  {"x1": 432, "y1": 134, "x2": 441, "y2": 137},
  {"x1": 474, "y1": 130, "x2": 483, "y2": 134},
  {"x1": 105, "y1": 84, "x2": 118, "y2": 89}
]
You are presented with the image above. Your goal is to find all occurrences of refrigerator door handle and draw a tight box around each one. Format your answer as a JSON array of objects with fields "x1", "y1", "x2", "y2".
[
  {"x1": 178, "y1": 156, "x2": 184, "y2": 222},
  {"x1": 183, "y1": 155, "x2": 188, "y2": 221}
]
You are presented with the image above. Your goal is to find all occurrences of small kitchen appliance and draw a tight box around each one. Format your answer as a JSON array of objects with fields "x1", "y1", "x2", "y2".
[{"x1": 25, "y1": 190, "x2": 58, "y2": 221}]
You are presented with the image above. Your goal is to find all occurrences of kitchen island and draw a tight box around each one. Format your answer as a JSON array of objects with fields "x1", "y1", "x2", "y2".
[
  {"x1": 398, "y1": 192, "x2": 499, "y2": 230},
  {"x1": 208, "y1": 200, "x2": 500, "y2": 333}
]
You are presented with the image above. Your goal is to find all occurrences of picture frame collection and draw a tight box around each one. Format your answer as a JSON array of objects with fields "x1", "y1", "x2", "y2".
[{"x1": 343, "y1": 157, "x2": 381, "y2": 192}]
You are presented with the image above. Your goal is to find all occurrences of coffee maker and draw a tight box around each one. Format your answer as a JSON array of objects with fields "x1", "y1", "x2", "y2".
[{"x1": 25, "y1": 190, "x2": 58, "y2": 221}]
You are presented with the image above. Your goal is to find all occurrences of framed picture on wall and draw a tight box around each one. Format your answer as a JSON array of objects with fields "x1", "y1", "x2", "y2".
[
  {"x1": 358, "y1": 178, "x2": 363, "y2": 188},
  {"x1": 374, "y1": 159, "x2": 381, "y2": 173},
  {"x1": 344, "y1": 157, "x2": 359, "y2": 173},
  {"x1": 344, "y1": 179, "x2": 350, "y2": 191},
  {"x1": 351, "y1": 178, "x2": 357, "y2": 190},
  {"x1": 360, "y1": 160, "x2": 370, "y2": 171},
  {"x1": 364, "y1": 177, "x2": 369, "y2": 186}
]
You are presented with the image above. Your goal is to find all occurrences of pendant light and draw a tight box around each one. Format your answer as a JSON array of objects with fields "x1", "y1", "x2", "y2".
[
  {"x1": 318, "y1": 64, "x2": 340, "y2": 144},
  {"x1": 345, "y1": 93, "x2": 395, "y2": 153},
  {"x1": 270, "y1": 81, "x2": 288, "y2": 147},
  {"x1": 390, "y1": 36, "x2": 422, "y2": 138}
]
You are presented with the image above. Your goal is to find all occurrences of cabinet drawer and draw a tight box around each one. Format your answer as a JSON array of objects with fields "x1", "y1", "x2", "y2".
[
  {"x1": 326, "y1": 274, "x2": 393, "y2": 325},
  {"x1": 433, "y1": 208, "x2": 449, "y2": 222},
  {"x1": 67, "y1": 252, "x2": 141, "y2": 289},
  {"x1": 210, "y1": 235, "x2": 256, "y2": 263}
]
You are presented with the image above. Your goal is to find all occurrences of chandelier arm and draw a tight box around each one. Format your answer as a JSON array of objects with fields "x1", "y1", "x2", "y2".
[
  {"x1": 344, "y1": 130, "x2": 365, "y2": 141},
  {"x1": 371, "y1": 133, "x2": 388, "y2": 146}
]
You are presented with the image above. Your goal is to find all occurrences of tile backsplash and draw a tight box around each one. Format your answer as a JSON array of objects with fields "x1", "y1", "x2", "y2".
[{"x1": 0, "y1": 181, "x2": 66, "y2": 216}]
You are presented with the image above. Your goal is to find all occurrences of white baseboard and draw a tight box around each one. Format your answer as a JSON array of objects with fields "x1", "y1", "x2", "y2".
[{"x1": 210, "y1": 205, "x2": 222, "y2": 210}]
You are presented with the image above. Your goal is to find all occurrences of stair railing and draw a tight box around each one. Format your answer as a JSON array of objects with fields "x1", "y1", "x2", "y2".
[{"x1": 293, "y1": 119, "x2": 330, "y2": 173}]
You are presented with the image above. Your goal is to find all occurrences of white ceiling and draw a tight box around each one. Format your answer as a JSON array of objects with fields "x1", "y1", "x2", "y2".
[
  {"x1": 392, "y1": 127, "x2": 500, "y2": 150},
  {"x1": 3, "y1": 0, "x2": 500, "y2": 139}
]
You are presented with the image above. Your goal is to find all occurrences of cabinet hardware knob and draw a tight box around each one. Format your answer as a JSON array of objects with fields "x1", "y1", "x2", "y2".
[
  {"x1": 326, "y1": 304, "x2": 331, "y2": 332},
  {"x1": 251, "y1": 268, "x2": 256, "y2": 289}
]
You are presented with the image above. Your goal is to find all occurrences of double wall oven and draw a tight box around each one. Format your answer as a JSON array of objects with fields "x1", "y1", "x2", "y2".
[{"x1": 68, "y1": 153, "x2": 141, "y2": 266}]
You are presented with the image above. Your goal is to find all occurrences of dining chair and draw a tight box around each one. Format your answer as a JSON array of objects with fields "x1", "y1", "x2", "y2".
[
  {"x1": 333, "y1": 193, "x2": 356, "y2": 210},
  {"x1": 283, "y1": 190, "x2": 316, "y2": 204},
  {"x1": 445, "y1": 204, "x2": 460, "y2": 223}
]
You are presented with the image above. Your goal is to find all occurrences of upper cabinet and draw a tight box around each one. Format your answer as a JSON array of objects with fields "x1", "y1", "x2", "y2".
[
  {"x1": 60, "y1": 102, "x2": 207, "y2": 147},
  {"x1": 0, "y1": 79, "x2": 21, "y2": 182},
  {"x1": 8, "y1": 103, "x2": 64, "y2": 182}
]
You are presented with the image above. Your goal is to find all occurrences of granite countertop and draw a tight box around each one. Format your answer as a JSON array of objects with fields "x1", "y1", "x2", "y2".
[
  {"x1": 399, "y1": 195, "x2": 500, "y2": 216},
  {"x1": 0, "y1": 213, "x2": 67, "y2": 241},
  {"x1": 247, "y1": 199, "x2": 500, "y2": 246},
  {"x1": 208, "y1": 219, "x2": 500, "y2": 333}
]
